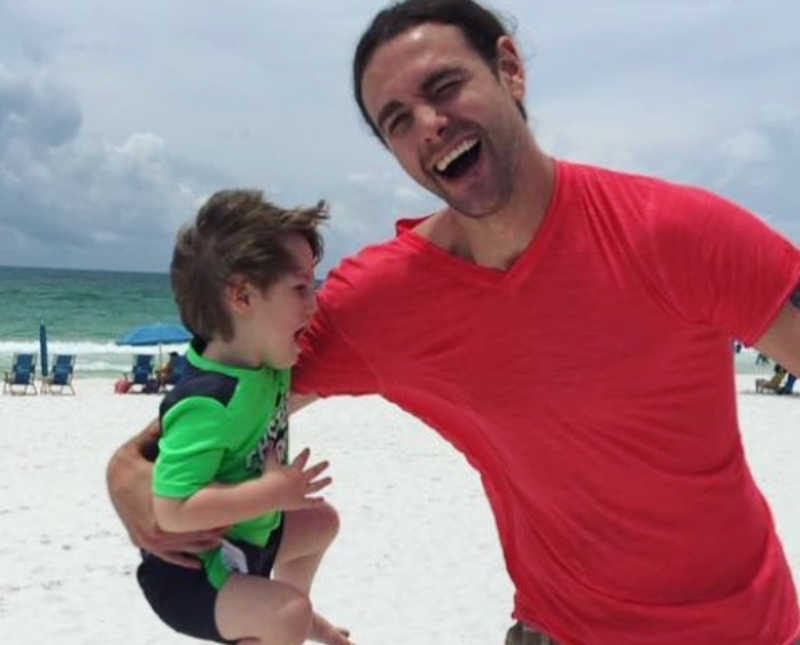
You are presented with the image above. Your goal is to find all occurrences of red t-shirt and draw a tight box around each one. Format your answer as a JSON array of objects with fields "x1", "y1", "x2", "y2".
[{"x1": 294, "y1": 161, "x2": 800, "y2": 644}]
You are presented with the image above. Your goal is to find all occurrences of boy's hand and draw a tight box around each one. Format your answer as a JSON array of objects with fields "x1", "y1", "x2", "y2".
[{"x1": 261, "y1": 447, "x2": 331, "y2": 510}]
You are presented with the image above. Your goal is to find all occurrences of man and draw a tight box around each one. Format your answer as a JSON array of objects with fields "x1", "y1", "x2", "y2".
[{"x1": 108, "y1": 1, "x2": 800, "y2": 643}]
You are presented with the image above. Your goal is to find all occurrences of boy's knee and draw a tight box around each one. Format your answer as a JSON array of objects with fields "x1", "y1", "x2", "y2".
[{"x1": 318, "y1": 502, "x2": 340, "y2": 542}]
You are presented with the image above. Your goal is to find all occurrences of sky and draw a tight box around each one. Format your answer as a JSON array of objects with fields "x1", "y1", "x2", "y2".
[{"x1": 0, "y1": 0, "x2": 798, "y2": 273}]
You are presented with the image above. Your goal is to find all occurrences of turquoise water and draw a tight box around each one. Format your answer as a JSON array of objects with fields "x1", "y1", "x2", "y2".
[
  {"x1": 0, "y1": 265, "x2": 186, "y2": 377},
  {"x1": 0, "y1": 265, "x2": 773, "y2": 379}
]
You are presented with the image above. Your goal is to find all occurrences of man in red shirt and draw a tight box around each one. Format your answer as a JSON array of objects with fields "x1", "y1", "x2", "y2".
[{"x1": 108, "y1": 1, "x2": 800, "y2": 643}]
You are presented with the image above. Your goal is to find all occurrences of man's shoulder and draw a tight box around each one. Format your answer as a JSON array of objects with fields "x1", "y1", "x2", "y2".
[
  {"x1": 320, "y1": 232, "x2": 419, "y2": 299},
  {"x1": 565, "y1": 160, "x2": 707, "y2": 205}
]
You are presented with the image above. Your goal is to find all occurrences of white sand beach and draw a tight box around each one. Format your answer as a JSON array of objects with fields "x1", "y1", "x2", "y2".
[{"x1": 0, "y1": 375, "x2": 797, "y2": 644}]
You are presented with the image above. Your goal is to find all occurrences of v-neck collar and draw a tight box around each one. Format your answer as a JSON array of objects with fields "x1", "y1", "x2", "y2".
[{"x1": 395, "y1": 159, "x2": 567, "y2": 291}]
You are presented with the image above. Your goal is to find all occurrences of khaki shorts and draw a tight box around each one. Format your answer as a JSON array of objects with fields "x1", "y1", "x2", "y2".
[
  {"x1": 504, "y1": 621, "x2": 800, "y2": 645},
  {"x1": 505, "y1": 621, "x2": 559, "y2": 645}
]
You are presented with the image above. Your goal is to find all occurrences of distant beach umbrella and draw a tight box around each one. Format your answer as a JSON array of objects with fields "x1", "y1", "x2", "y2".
[
  {"x1": 116, "y1": 323, "x2": 192, "y2": 347},
  {"x1": 116, "y1": 322, "x2": 192, "y2": 366},
  {"x1": 39, "y1": 320, "x2": 48, "y2": 378}
]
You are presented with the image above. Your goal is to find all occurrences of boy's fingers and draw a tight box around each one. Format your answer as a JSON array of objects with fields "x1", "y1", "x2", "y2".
[
  {"x1": 304, "y1": 460, "x2": 329, "y2": 480},
  {"x1": 292, "y1": 448, "x2": 311, "y2": 470},
  {"x1": 306, "y1": 477, "x2": 332, "y2": 493}
]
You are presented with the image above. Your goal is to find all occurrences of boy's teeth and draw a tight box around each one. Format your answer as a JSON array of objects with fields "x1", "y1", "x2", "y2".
[{"x1": 435, "y1": 138, "x2": 478, "y2": 173}]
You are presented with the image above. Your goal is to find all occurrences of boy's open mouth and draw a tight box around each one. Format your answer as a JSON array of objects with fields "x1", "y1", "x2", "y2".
[{"x1": 434, "y1": 138, "x2": 481, "y2": 181}]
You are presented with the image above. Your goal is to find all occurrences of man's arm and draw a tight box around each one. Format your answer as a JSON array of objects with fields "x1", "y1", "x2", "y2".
[
  {"x1": 754, "y1": 285, "x2": 800, "y2": 376},
  {"x1": 153, "y1": 447, "x2": 330, "y2": 532},
  {"x1": 289, "y1": 391, "x2": 319, "y2": 415},
  {"x1": 105, "y1": 418, "x2": 225, "y2": 568}
]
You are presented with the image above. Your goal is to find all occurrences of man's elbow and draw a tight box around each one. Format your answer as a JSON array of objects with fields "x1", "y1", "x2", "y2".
[{"x1": 106, "y1": 443, "x2": 134, "y2": 500}]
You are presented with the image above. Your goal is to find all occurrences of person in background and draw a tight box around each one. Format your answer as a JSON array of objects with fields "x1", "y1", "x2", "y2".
[{"x1": 156, "y1": 351, "x2": 179, "y2": 390}]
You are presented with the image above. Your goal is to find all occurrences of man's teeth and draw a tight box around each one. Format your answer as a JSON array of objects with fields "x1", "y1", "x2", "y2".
[{"x1": 435, "y1": 138, "x2": 478, "y2": 173}]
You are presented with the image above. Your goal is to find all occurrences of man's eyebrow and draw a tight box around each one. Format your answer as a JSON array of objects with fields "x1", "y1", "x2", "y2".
[
  {"x1": 375, "y1": 67, "x2": 467, "y2": 134},
  {"x1": 376, "y1": 100, "x2": 405, "y2": 134}
]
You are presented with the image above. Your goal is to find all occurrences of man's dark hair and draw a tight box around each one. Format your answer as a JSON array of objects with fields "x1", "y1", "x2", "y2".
[
  {"x1": 170, "y1": 189, "x2": 327, "y2": 342},
  {"x1": 353, "y1": 0, "x2": 525, "y2": 142}
]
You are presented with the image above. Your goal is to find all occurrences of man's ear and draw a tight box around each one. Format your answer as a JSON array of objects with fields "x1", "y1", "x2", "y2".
[
  {"x1": 224, "y1": 276, "x2": 251, "y2": 315},
  {"x1": 495, "y1": 35, "x2": 525, "y2": 102}
]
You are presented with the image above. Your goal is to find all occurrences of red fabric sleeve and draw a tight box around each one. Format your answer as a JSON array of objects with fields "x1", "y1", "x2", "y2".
[
  {"x1": 291, "y1": 294, "x2": 380, "y2": 397},
  {"x1": 645, "y1": 186, "x2": 800, "y2": 345}
]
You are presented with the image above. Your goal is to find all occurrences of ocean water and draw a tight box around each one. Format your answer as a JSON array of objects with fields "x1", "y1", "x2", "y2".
[
  {"x1": 0, "y1": 265, "x2": 187, "y2": 378},
  {"x1": 0, "y1": 265, "x2": 773, "y2": 380}
]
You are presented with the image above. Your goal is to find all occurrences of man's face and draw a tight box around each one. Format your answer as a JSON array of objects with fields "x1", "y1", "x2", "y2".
[{"x1": 361, "y1": 23, "x2": 527, "y2": 218}]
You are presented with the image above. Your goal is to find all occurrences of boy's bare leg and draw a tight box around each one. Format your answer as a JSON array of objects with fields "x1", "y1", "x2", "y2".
[
  {"x1": 275, "y1": 503, "x2": 340, "y2": 593},
  {"x1": 215, "y1": 574, "x2": 311, "y2": 645},
  {"x1": 274, "y1": 503, "x2": 353, "y2": 645}
]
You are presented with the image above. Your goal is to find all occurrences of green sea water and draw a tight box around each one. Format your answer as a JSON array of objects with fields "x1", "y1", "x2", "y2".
[{"x1": 0, "y1": 265, "x2": 184, "y2": 377}]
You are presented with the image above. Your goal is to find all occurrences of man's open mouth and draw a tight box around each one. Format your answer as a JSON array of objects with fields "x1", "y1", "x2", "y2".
[{"x1": 433, "y1": 138, "x2": 481, "y2": 180}]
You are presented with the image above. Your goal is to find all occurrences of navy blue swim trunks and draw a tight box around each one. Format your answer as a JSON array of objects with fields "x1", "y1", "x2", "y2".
[{"x1": 137, "y1": 520, "x2": 284, "y2": 643}]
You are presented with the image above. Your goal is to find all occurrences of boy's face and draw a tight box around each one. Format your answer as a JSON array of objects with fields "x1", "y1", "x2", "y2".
[{"x1": 250, "y1": 234, "x2": 317, "y2": 369}]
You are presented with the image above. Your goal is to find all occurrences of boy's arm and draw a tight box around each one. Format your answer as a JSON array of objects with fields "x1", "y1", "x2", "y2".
[
  {"x1": 153, "y1": 447, "x2": 331, "y2": 532},
  {"x1": 105, "y1": 418, "x2": 226, "y2": 568}
]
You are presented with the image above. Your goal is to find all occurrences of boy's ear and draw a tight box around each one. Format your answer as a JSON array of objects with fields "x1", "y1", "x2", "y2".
[{"x1": 224, "y1": 276, "x2": 251, "y2": 315}]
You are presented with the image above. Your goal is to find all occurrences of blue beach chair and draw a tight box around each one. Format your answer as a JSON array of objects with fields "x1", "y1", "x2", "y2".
[
  {"x1": 778, "y1": 373, "x2": 797, "y2": 395},
  {"x1": 125, "y1": 354, "x2": 156, "y2": 392},
  {"x1": 3, "y1": 352, "x2": 38, "y2": 395},
  {"x1": 44, "y1": 354, "x2": 77, "y2": 395}
]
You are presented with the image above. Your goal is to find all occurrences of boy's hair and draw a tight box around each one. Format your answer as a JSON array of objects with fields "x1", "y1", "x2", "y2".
[
  {"x1": 171, "y1": 189, "x2": 327, "y2": 342},
  {"x1": 353, "y1": 0, "x2": 525, "y2": 144}
]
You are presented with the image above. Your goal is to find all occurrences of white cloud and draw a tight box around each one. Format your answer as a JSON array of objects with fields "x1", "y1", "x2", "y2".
[
  {"x1": 720, "y1": 130, "x2": 773, "y2": 166},
  {"x1": 0, "y1": 60, "x2": 225, "y2": 270},
  {"x1": 0, "y1": 0, "x2": 798, "y2": 273}
]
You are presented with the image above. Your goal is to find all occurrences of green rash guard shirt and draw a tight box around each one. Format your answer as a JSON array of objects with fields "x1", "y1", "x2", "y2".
[{"x1": 153, "y1": 344, "x2": 290, "y2": 589}]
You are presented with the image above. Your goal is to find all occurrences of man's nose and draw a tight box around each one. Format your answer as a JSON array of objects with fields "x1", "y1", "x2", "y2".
[{"x1": 415, "y1": 104, "x2": 447, "y2": 142}]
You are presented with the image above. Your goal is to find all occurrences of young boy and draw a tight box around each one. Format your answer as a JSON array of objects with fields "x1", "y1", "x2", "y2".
[{"x1": 136, "y1": 190, "x2": 353, "y2": 645}]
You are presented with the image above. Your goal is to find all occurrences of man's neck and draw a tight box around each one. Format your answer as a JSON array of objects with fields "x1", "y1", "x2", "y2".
[{"x1": 416, "y1": 150, "x2": 555, "y2": 271}]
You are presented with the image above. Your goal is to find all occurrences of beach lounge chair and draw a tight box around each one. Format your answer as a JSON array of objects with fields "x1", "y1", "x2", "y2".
[
  {"x1": 125, "y1": 354, "x2": 155, "y2": 392},
  {"x1": 44, "y1": 354, "x2": 77, "y2": 395},
  {"x1": 3, "y1": 352, "x2": 38, "y2": 395},
  {"x1": 755, "y1": 366, "x2": 787, "y2": 393}
]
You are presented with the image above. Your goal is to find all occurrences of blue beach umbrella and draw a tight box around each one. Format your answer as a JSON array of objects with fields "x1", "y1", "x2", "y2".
[
  {"x1": 39, "y1": 320, "x2": 48, "y2": 378},
  {"x1": 116, "y1": 323, "x2": 192, "y2": 366},
  {"x1": 116, "y1": 323, "x2": 192, "y2": 347}
]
